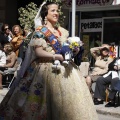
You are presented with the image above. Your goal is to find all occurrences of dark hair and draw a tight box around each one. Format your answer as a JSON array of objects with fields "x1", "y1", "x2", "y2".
[
  {"x1": 4, "y1": 43, "x2": 14, "y2": 53},
  {"x1": 41, "y1": 2, "x2": 58, "y2": 21},
  {"x1": 100, "y1": 47, "x2": 109, "y2": 55},
  {"x1": 1, "y1": 24, "x2": 9, "y2": 32},
  {"x1": 0, "y1": 44, "x2": 3, "y2": 51}
]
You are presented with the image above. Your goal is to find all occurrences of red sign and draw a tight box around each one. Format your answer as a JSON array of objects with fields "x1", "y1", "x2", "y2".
[{"x1": 63, "y1": 0, "x2": 114, "y2": 7}]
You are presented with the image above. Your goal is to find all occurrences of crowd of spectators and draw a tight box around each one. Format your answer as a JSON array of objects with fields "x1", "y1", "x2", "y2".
[
  {"x1": 0, "y1": 23, "x2": 120, "y2": 108},
  {"x1": 0, "y1": 23, "x2": 31, "y2": 89},
  {"x1": 86, "y1": 43, "x2": 120, "y2": 107}
]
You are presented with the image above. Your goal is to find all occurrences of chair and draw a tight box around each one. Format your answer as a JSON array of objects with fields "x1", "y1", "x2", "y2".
[
  {"x1": 7, "y1": 57, "x2": 22, "y2": 89},
  {"x1": 114, "y1": 80, "x2": 120, "y2": 105},
  {"x1": 105, "y1": 85, "x2": 120, "y2": 106}
]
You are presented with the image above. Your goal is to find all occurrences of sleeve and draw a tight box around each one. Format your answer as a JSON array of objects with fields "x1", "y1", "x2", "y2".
[
  {"x1": 15, "y1": 37, "x2": 23, "y2": 51},
  {"x1": 11, "y1": 36, "x2": 23, "y2": 52},
  {"x1": 108, "y1": 58, "x2": 117, "y2": 71},
  {"x1": 0, "y1": 51, "x2": 6, "y2": 66},
  {"x1": 74, "y1": 46, "x2": 84, "y2": 66},
  {"x1": 90, "y1": 47, "x2": 102, "y2": 59},
  {"x1": 29, "y1": 31, "x2": 47, "y2": 50}
]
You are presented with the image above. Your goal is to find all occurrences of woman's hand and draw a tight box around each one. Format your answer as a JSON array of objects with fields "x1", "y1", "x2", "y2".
[
  {"x1": 114, "y1": 65, "x2": 118, "y2": 70},
  {"x1": 9, "y1": 30, "x2": 13, "y2": 38},
  {"x1": 54, "y1": 54, "x2": 64, "y2": 62},
  {"x1": 73, "y1": 48, "x2": 80, "y2": 56}
]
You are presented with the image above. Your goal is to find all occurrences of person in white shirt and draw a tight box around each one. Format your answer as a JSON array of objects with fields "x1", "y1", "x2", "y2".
[
  {"x1": 0, "y1": 44, "x2": 6, "y2": 89},
  {"x1": 0, "y1": 43, "x2": 17, "y2": 89},
  {"x1": 0, "y1": 47, "x2": 6, "y2": 67},
  {"x1": 94, "y1": 57, "x2": 119, "y2": 107}
]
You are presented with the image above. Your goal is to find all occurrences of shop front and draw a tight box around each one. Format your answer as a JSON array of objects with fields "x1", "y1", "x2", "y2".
[{"x1": 63, "y1": 0, "x2": 120, "y2": 60}]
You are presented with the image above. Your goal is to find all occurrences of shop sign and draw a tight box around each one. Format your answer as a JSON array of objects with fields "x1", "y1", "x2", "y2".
[
  {"x1": 81, "y1": 18, "x2": 102, "y2": 32},
  {"x1": 63, "y1": 0, "x2": 114, "y2": 7}
]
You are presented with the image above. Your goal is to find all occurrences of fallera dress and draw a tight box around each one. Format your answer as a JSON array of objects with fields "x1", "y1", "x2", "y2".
[{"x1": 0, "y1": 26, "x2": 98, "y2": 120}]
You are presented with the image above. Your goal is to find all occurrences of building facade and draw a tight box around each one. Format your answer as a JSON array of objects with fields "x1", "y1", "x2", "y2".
[
  {"x1": 62, "y1": 0, "x2": 120, "y2": 59},
  {"x1": 0, "y1": 0, "x2": 42, "y2": 29},
  {"x1": 0, "y1": 0, "x2": 18, "y2": 28}
]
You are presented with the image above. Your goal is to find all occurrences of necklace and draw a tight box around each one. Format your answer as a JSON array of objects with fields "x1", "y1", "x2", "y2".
[{"x1": 46, "y1": 26, "x2": 61, "y2": 37}]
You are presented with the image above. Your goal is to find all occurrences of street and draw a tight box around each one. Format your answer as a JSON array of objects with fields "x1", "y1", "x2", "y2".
[
  {"x1": 98, "y1": 114, "x2": 120, "y2": 120},
  {"x1": 0, "y1": 88, "x2": 120, "y2": 120}
]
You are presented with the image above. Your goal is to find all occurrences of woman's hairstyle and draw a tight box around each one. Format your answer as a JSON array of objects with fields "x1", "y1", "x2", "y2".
[
  {"x1": 4, "y1": 43, "x2": 14, "y2": 53},
  {"x1": 41, "y1": 1, "x2": 58, "y2": 21},
  {"x1": 12, "y1": 25, "x2": 23, "y2": 35},
  {"x1": 0, "y1": 44, "x2": 3, "y2": 51},
  {"x1": 100, "y1": 47, "x2": 109, "y2": 55},
  {"x1": 1, "y1": 24, "x2": 9, "y2": 32}
]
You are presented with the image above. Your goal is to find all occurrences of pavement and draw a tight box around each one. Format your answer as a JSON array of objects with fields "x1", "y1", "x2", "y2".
[
  {"x1": 96, "y1": 102, "x2": 120, "y2": 118},
  {"x1": 0, "y1": 88, "x2": 120, "y2": 119},
  {"x1": 0, "y1": 88, "x2": 8, "y2": 103}
]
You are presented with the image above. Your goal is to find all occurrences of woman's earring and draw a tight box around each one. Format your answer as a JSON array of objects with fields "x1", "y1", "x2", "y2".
[{"x1": 44, "y1": 17, "x2": 47, "y2": 25}]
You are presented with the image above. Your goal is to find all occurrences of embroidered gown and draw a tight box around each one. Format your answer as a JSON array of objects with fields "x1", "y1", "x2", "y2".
[{"x1": 0, "y1": 26, "x2": 98, "y2": 120}]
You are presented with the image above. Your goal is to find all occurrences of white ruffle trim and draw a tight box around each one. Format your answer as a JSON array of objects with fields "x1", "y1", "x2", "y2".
[{"x1": 29, "y1": 38, "x2": 47, "y2": 49}]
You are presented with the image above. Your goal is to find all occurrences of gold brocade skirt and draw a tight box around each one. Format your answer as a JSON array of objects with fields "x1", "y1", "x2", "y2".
[{"x1": 0, "y1": 61, "x2": 98, "y2": 120}]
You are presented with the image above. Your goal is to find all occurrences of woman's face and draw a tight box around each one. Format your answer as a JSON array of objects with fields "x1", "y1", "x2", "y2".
[
  {"x1": 13, "y1": 26, "x2": 20, "y2": 35},
  {"x1": 4, "y1": 26, "x2": 10, "y2": 35},
  {"x1": 3, "y1": 45, "x2": 8, "y2": 53},
  {"x1": 101, "y1": 50, "x2": 109, "y2": 57},
  {"x1": 3, "y1": 45, "x2": 12, "y2": 53},
  {"x1": 46, "y1": 4, "x2": 59, "y2": 24}
]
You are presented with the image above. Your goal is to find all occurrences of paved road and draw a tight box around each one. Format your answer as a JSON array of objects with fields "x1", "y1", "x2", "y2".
[
  {"x1": 98, "y1": 114, "x2": 120, "y2": 120},
  {"x1": 0, "y1": 88, "x2": 8, "y2": 103},
  {"x1": 0, "y1": 88, "x2": 120, "y2": 120}
]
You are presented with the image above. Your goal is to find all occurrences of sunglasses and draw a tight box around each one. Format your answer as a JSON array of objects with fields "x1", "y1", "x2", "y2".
[{"x1": 4, "y1": 28, "x2": 9, "y2": 30}]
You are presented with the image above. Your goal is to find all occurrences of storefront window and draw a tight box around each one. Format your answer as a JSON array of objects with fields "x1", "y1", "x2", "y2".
[
  {"x1": 103, "y1": 17, "x2": 120, "y2": 45},
  {"x1": 80, "y1": 10, "x2": 120, "y2": 63},
  {"x1": 81, "y1": 10, "x2": 120, "y2": 19}
]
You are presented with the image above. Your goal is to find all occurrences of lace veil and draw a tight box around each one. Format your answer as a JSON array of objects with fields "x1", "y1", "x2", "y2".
[{"x1": 34, "y1": 1, "x2": 46, "y2": 29}]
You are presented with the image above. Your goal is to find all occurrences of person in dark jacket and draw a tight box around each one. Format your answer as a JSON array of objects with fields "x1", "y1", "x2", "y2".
[
  {"x1": 94, "y1": 57, "x2": 120, "y2": 107},
  {"x1": 0, "y1": 24, "x2": 13, "y2": 47}
]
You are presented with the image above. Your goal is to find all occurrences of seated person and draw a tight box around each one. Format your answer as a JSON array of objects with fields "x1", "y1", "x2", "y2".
[
  {"x1": 86, "y1": 44, "x2": 113, "y2": 94},
  {"x1": 0, "y1": 43, "x2": 18, "y2": 89},
  {"x1": 94, "y1": 57, "x2": 119, "y2": 107},
  {"x1": 10, "y1": 25, "x2": 23, "y2": 57},
  {"x1": 0, "y1": 24, "x2": 11, "y2": 47},
  {"x1": 0, "y1": 44, "x2": 6, "y2": 67}
]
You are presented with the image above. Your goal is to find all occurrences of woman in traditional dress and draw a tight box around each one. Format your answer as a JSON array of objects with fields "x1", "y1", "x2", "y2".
[{"x1": 0, "y1": 1, "x2": 98, "y2": 120}]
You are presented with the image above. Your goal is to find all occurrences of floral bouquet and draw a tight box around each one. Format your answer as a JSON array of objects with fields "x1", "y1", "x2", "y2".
[
  {"x1": 52, "y1": 37, "x2": 83, "y2": 70},
  {"x1": 66, "y1": 37, "x2": 83, "y2": 56},
  {"x1": 69, "y1": 41, "x2": 80, "y2": 51}
]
